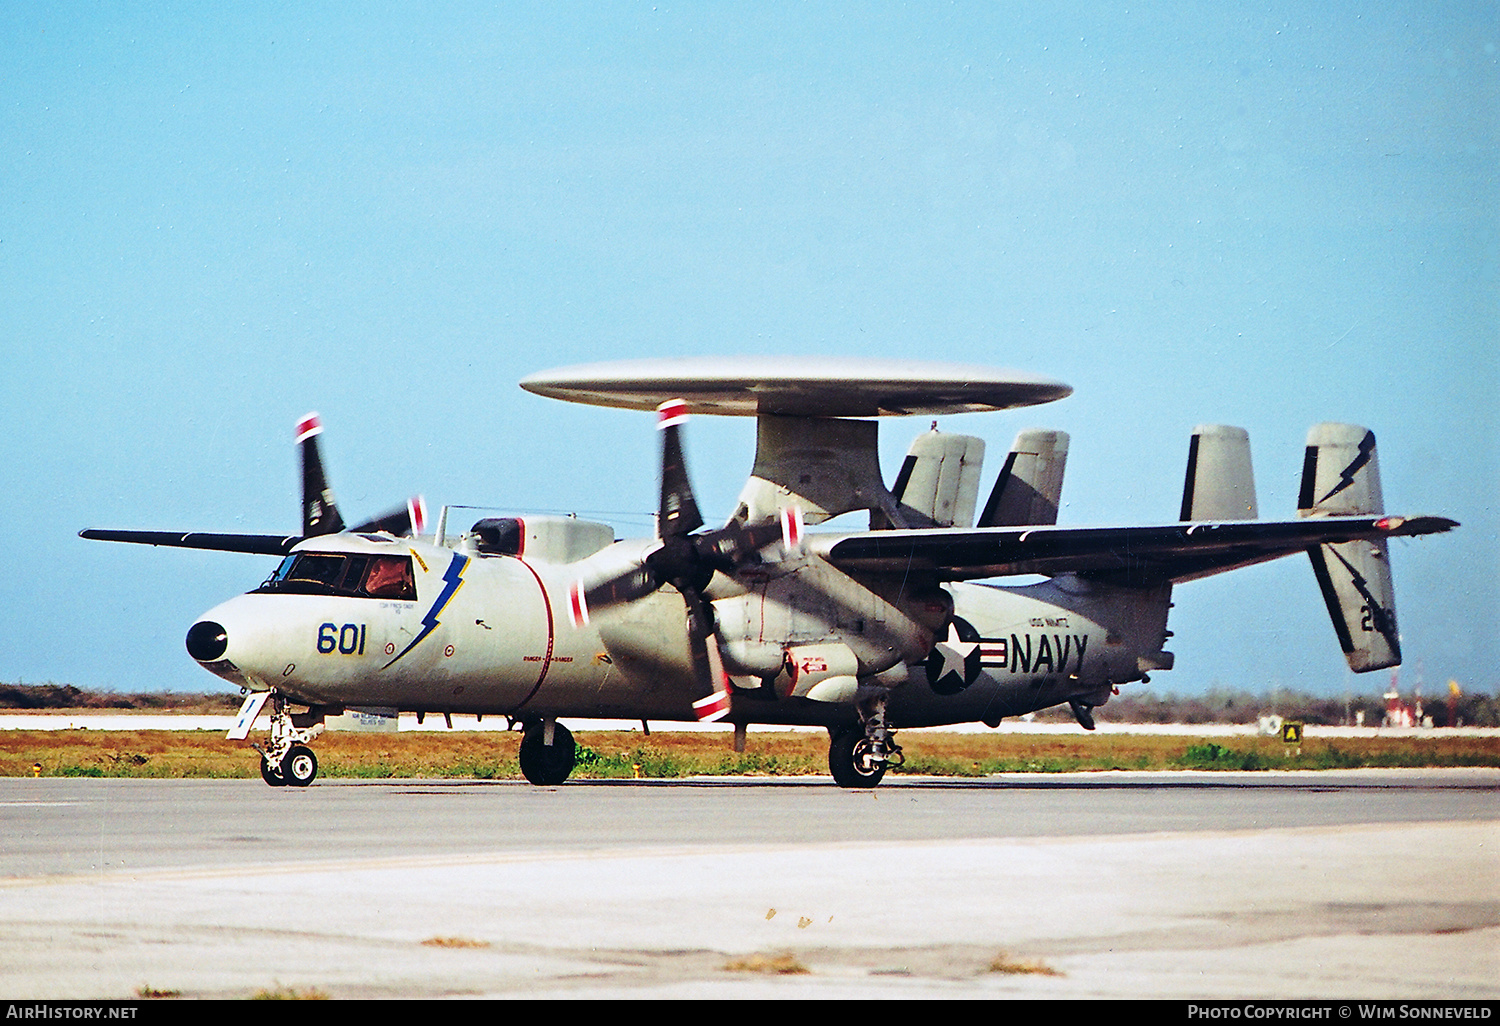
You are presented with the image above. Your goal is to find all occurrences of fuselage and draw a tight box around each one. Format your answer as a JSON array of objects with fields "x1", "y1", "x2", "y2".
[{"x1": 191, "y1": 530, "x2": 1173, "y2": 729}]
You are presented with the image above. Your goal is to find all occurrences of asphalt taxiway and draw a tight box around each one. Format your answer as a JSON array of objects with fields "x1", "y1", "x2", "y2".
[{"x1": 1, "y1": 771, "x2": 1496, "y2": 998}]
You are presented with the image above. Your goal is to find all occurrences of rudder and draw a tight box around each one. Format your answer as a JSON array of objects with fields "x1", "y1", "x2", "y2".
[
  {"x1": 1180, "y1": 425, "x2": 1257, "y2": 521},
  {"x1": 1299, "y1": 423, "x2": 1400, "y2": 671},
  {"x1": 891, "y1": 430, "x2": 986, "y2": 528},
  {"x1": 977, "y1": 429, "x2": 1069, "y2": 527}
]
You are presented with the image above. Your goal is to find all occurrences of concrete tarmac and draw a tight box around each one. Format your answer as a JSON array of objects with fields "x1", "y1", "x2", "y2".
[{"x1": 1, "y1": 772, "x2": 1496, "y2": 999}]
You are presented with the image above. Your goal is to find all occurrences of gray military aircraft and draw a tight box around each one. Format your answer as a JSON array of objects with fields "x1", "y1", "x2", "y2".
[{"x1": 82, "y1": 358, "x2": 1456, "y2": 787}]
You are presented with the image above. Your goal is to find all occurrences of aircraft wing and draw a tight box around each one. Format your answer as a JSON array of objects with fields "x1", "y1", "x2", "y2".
[
  {"x1": 79, "y1": 529, "x2": 300, "y2": 555},
  {"x1": 818, "y1": 515, "x2": 1457, "y2": 584}
]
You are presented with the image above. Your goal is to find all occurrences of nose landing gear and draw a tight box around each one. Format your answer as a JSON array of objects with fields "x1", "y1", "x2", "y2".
[{"x1": 252, "y1": 692, "x2": 324, "y2": 787}]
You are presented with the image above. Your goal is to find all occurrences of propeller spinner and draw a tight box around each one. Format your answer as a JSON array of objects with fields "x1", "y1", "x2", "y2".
[{"x1": 566, "y1": 400, "x2": 792, "y2": 722}]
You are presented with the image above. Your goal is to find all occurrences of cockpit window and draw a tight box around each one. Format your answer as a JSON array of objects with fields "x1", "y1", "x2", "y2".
[
  {"x1": 256, "y1": 552, "x2": 416, "y2": 600},
  {"x1": 363, "y1": 555, "x2": 416, "y2": 599},
  {"x1": 285, "y1": 554, "x2": 347, "y2": 588}
]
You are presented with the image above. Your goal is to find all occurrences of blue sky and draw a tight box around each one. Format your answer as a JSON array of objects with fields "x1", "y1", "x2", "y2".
[{"x1": 3, "y1": 3, "x2": 1494, "y2": 700}]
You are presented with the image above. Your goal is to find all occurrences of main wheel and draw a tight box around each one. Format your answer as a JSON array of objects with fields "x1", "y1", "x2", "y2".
[
  {"x1": 828, "y1": 727, "x2": 887, "y2": 788},
  {"x1": 280, "y1": 745, "x2": 318, "y2": 787},
  {"x1": 519, "y1": 722, "x2": 576, "y2": 786},
  {"x1": 259, "y1": 757, "x2": 286, "y2": 787}
]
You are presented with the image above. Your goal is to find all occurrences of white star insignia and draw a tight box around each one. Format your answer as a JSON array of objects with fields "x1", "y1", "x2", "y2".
[{"x1": 933, "y1": 623, "x2": 979, "y2": 681}]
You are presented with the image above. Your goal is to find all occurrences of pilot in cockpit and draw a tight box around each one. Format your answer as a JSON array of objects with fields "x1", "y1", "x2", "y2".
[{"x1": 363, "y1": 555, "x2": 416, "y2": 600}]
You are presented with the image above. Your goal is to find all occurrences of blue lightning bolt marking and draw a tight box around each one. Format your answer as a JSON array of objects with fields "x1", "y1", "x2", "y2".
[
  {"x1": 384, "y1": 553, "x2": 468, "y2": 668},
  {"x1": 1325, "y1": 543, "x2": 1399, "y2": 651},
  {"x1": 1319, "y1": 430, "x2": 1376, "y2": 505}
]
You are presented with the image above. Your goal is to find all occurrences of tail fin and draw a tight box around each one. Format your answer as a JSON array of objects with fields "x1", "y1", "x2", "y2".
[
  {"x1": 296, "y1": 412, "x2": 345, "y2": 537},
  {"x1": 1299, "y1": 423, "x2": 1400, "y2": 671},
  {"x1": 977, "y1": 429, "x2": 1070, "y2": 527},
  {"x1": 890, "y1": 429, "x2": 986, "y2": 528},
  {"x1": 1180, "y1": 425, "x2": 1257, "y2": 521}
]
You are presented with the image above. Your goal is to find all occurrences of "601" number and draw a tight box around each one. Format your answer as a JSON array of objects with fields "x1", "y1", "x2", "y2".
[{"x1": 318, "y1": 622, "x2": 367, "y2": 655}]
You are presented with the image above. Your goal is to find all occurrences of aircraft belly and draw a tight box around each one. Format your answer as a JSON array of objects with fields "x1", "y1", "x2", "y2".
[
  {"x1": 702, "y1": 577, "x2": 1169, "y2": 730},
  {"x1": 887, "y1": 577, "x2": 1171, "y2": 727}
]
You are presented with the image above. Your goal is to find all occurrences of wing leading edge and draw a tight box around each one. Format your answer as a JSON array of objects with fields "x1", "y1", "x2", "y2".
[
  {"x1": 819, "y1": 514, "x2": 1457, "y2": 585},
  {"x1": 78, "y1": 529, "x2": 301, "y2": 555}
]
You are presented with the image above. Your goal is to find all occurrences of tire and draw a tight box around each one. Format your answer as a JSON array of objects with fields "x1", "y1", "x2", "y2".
[
  {"x1": 260, "y1": 757, "x2": 286, "y2": 787},
  {"x1": 280, "y1": 745, "x2": 318, "y2": 787},
  {"x1": 828, "y1": 728, "x2": 886, "y2": 788},
  {"x1": 519, "y1": 722, "x2": 576, "y2": 786}
]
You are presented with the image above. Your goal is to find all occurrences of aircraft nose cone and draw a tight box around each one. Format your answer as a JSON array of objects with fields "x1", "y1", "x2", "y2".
[{"x1": 186, "y1": 620, "x2": 229, "y2": 662}]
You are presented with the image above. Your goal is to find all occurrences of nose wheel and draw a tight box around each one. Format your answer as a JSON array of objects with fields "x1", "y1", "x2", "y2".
[
  {"x1": 280, "y1": 745, "x2": 319, "y2": 786},
  {"x1": 260, "y1": 755, "x2": 286, "y2": 787},
  {"x1": 252, "y1": 692, "x2": 323, "y2": 787}
]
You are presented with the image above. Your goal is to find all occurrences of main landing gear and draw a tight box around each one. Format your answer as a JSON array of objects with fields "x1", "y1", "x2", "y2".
[
  {"x1": 517, "y1": 718, "x2": 576, "y2": 786},
  {"x1": 827, "y1": 690, "x2": 903, "y2": 788},
  {"x1": 255, "y1": 692, "x2": 323, "y2": 787}
]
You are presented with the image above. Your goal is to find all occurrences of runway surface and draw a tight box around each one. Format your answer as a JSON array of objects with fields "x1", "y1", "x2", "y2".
[{"x1": 2, "y1": 771, "x2": 1496, "y2": 999}]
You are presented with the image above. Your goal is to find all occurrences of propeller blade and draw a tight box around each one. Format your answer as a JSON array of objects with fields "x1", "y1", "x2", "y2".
[
  {"x1": 658, "y1": 400, "x2": 703, "y2": 539},
  {"x1": 348, "y1": 495, "x2": 428, "y2": 537},
  {"x1": 688, "y1": 518, "x2": 787, "y2": 574},
  {"x1": 565, "y1": 405, "x2": 789, "y2": 645},
  {"x1": 85, "y1": 414, "x2": 427, "y2": 557},
  {"x1": 568, "y1": 519, "x2": 787, "y2": 630},
  {"x1": 297, "y1": 412, "x2": 345, "y2": 537},
  {"x1": 567, "y1": 559, "x2": 663, "y2": 628},
  {"x1": 779, "y1": 504, "x2": 805, "y2": 555},
  {"x1": 682, "y1": 589, "x2": 732, "y2": 723}
]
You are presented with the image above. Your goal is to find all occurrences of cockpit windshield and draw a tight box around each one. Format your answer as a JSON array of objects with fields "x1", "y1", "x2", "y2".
[{"x1": 257, "y1": 552, "x2": 416, "y2": 600}]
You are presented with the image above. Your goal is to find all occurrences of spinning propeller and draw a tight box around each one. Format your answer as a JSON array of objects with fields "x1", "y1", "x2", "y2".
[
  {"x1": 566, "y1": 400, "x2": 800, "y2": 722},
  {"x1": 80, "y1": 412, "x2": 426, "y2": 555},
  {"x1": 295, "y1": 412, "x2": 427, "y2": 540}
]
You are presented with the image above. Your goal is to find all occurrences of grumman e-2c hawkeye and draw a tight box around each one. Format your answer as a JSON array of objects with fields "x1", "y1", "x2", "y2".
[{"x1": 81, "y1": 358, "x2": 1456, "y2": 787}]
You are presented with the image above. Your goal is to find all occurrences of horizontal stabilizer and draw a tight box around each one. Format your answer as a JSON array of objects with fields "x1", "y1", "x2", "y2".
[
  {"x1": 1181, "y1": 425, "x2": 1257, "y2": 521},
  {"x1": 978, "y1": 429, "x2": 1069, "y2": 527}
]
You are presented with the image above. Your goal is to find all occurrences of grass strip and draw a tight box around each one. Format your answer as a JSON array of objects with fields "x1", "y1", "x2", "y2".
[{"x1": 1, "y1": 729, "x2": 1495, "y2": 779}]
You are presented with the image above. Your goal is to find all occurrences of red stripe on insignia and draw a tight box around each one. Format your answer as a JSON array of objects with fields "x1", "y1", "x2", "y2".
[
  {"x1": 408, "y1": 495, "x2": 428, "y2": 536},
  {"x1": 295, "y1": 412, "x2": 322, "y2": 443},
  {"x1": 657, "y1": 398, "x2": 688, "y2": 429}
]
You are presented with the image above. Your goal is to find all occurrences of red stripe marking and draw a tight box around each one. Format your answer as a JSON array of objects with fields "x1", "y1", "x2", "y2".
[
  {"x1": 781, "y1": 505, "x2": 803, "y2": 549},
  {"x1": 693, "y1": 689, "x2": 732, "y2": 722},
  {"x1": 657, "y1": 398, "x2": 688, "y2": 428},
  {"x1": 567, "y1": 581, "x2": 589, "y2": 628},
  {"x1": 509, "y1": 560, "x2": 556, "y2": 713}
]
